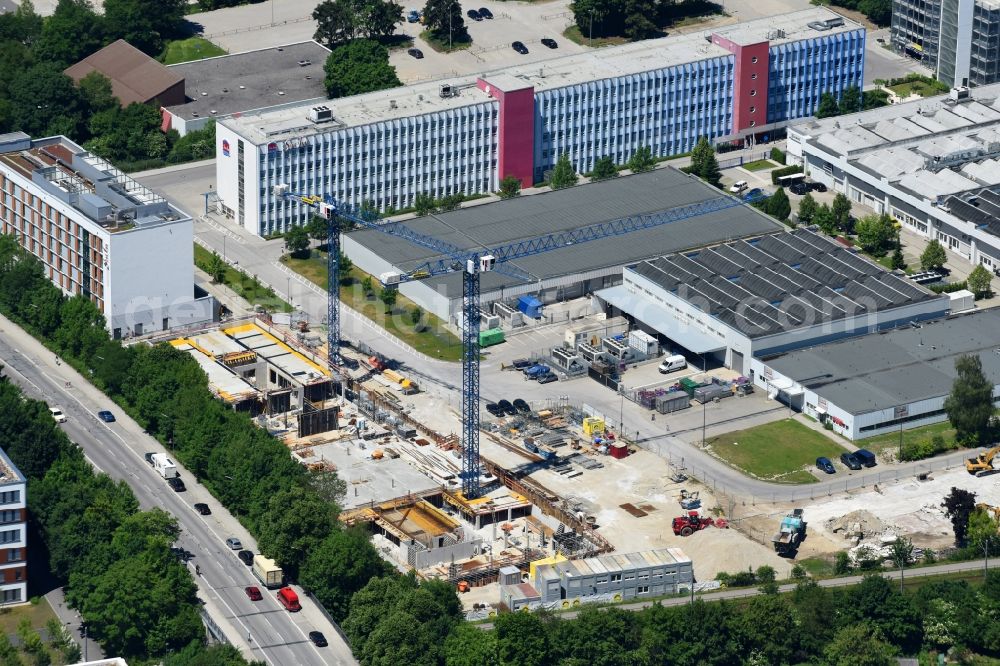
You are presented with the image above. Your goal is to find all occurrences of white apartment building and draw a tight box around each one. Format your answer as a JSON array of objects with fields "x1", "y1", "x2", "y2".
[
  {"x1": 0, "y1": 449, "x2": 26, "y2": 605},
  {"x1": 0, "y1": 133, "x2": 215, "y2": 338}
]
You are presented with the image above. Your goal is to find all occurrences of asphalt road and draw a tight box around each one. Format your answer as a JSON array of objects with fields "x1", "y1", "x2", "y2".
[
  {"x1": 477, "y1": 556, "x2": 1000, "y2": 628},
  {"x1": 0, "y1": 314, "x2": 356, "y2": 666}
]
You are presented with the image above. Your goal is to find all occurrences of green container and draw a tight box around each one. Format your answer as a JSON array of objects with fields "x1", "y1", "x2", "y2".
[
  {"x1": 478, "y1": 328, "x2": 505, "y2": 347},
  {"x1": 679, "y1": 377, "x2": 702, "y2": 397}
]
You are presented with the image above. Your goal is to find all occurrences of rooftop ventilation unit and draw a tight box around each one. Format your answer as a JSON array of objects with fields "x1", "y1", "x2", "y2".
[
  {"x1": 949, "y1": 86, "x2": 971, "y2": 102},
  {"x1": 439, "y1": 83, "x2": 454, "y2": 98},
  {"x1": 298, "y1": 59, "x2": 312, "y2": 66},
  {"x1": 309, "y1": 105, "x2": 334, "y2": 123}
]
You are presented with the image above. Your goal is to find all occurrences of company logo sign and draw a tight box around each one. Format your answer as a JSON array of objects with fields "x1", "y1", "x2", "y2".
[{"x1": 221, "y1": 139, "x2": 230, "y2": 157}]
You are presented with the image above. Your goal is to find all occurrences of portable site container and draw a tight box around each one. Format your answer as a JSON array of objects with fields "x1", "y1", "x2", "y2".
[
  {"x1": 628, "y1": 330, "x2": 659, "y2": 357},
  {"x1": 583, "y1": 417, "x2": 605, "y2": 436},
  {"x1": 656, "y1": 391, "x2": 691, "y2": 413},
  {"x1": 479, "y1": 328, "x2": 505, "y2": 347},
  {"x1": 679, "y1": 377, "x2": 702, "y2": 396},
  {"x1": 517, "y1": 295, "x2": 543, "y2": 319},
  {"x1": 693, "y1": 383, "x2": 732, "y2": 404}
]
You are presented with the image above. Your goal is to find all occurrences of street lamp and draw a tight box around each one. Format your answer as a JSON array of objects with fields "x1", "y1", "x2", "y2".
[
  {"x1": 589, "y1": 9, "x2": 594, "y2": 47},
  {"x1": 701, "y1": 355, "x2": 707, "y2": 445}
]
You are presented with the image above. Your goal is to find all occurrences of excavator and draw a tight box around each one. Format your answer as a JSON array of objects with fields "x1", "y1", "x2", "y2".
[
  {"x1": 976, "y1": 503, "x2": 1000, "y2": 523},
  {"x1": 965, "y1": 445, "x2": 1000, "y2": 476}
]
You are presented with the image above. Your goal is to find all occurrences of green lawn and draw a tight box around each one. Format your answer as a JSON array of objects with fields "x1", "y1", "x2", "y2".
[
  {"x1": 562, "y1": 25, "x2": 628, "y2": 47},
  {"x1": 705, "y1": 419, "x2": 849, "y2": 483},
  {"x1": 0, "y1": 598, "x2": 78, "y2": 664},
  {"x1": 161, "y1": 37, "x2": 227, "y2": 65},
  {"x1": 419, "y1": 30, "x2": 472, "y2": 53},
  {"x1": 742, "y1": 159, "x2": 778, "y2": 172},
  {"x1": 862, "y1": 419, "x2": 960, "y2": 460},
  {"x1": 193, "y1": 244, "x2": 292, "y2": 312},
  {"x1": 889, "y1": 79, "x2": 948, "y2": 99},
  {"x1": 281, "y1": 250, "x2": 464, "y2": 361}
]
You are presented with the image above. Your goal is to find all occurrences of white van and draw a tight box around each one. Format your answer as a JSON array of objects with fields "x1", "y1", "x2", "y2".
[
  {"x1": 729, "y1": 180, "x2": 748, "y2": 194},
  {"x1": 658, "y1": 355, "x2": 687, "y2": 374}
]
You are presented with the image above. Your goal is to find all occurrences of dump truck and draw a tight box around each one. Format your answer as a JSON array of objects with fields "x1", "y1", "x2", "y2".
[
  {"x1": 966, "y1": 445, "x2": 1000, "y2": 476},
  {"x1": 150, "y1": 453, "x2": 179, "y2": 479},
  {"x1": 772, "y1": 509, "x2": 806, "y2": 556},
  {"x1": 252, "y1": 555, "x2": 284, "y2": 589}
]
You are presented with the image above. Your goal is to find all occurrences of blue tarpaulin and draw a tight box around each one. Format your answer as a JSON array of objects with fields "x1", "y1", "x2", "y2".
[{"x1": 517, "y1": 295, "x2": 543, "y2": 319}]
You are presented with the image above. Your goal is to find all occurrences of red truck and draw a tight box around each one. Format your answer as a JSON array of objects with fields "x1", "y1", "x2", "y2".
[{"x1": 277, "y1": 586, "x2": 301, "y2": 612}]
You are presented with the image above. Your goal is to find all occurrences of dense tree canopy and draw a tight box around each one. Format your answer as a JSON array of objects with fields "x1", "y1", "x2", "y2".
[
  {"x1": 323, "y1": 39, "x2": 401, "y2": 98},
  {"x1": 944, "y1": 355, "x2": 994, "y2": 445}
]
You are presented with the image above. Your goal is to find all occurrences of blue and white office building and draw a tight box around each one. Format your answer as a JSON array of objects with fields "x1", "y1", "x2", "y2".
[{"x1": 216, "y1": 8, "x2": 865, "y2": 237}]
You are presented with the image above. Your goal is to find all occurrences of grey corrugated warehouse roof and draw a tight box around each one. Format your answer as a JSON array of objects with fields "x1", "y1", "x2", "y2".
[
  {"x1": 347, "y1": 167, "x2": 784, "y2": 297},
  {"x1": 629, "y1": 228, "x2": 943, "y2": 339},
  {"x1": 761, "y1": 308, "x2": 1000, "y2": 414}
]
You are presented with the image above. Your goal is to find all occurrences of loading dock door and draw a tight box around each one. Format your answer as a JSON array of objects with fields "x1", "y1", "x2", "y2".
[{"x1": 731, "y1": 350, "x2": 744, "y2": 374}]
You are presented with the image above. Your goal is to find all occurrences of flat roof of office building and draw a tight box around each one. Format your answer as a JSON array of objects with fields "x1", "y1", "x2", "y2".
[
  {"x1": 165, "y1": 41, "x2": 330, "y2": 121},
  {"x1": 789, "y1": 83, "x2": 1000, "y2": 203},
  {"x1": 349, "y1": 167, "x2": 783, "y2": 297},
  {"x1": 629, "y1": 227, "x2": 943, "y2": 339},
  {"x1": 761, "y1": 308, "x2": 1000, "y2": 414},
  {"x1": 0, "y1": 447, "x2": 24, "y2": 486},
  {"x1": 223, "y1": 8, "x2": 859, "y2": 143}
]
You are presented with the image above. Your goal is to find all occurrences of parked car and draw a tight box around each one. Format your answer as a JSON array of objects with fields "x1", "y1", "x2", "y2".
[
  {"x1": 840, "y1": 452, "x2": 862, "y2": 470},
  {"x1": 789, "y1": 181, "x2": 810, "y2": 195},
  {"x1": 729, "y1": 180, "x2": 748, "y2": 194},
  {"x1": 407, "y1": 9, "x2": 421, "y2": 22},
  {"x1": 485, "y1": 403, "x2": 503, "y2": 417},
  {"x1": 309, "y1": 631, "x2": 328, "y2": 647},
  {"x1": 238, "y1": 550, "x2": 254, "y2": 566},
  {"x1": 853, "y1": 449, "x2": 878, "y2": 467},
  {"x1": 245, "y1": 586, "x2": 263, "y2": 601},
  {"x1": 537, "y1": 373, "x2": 558, "y2": 384},
  {"x1": 49, "y1": 407, "x2": 67, "y2": 423},
  {"x1": 194, "y1": 503, "x2": 211, "y2": 515},
  {"x1": 167, "y1": 476, "x2": 186, "y2": 492},
  {"x1": 816, "y1": 457, "x2": 836, "y2": 474},
  {"x1": 512, "y1": 398, "x2": 531, "y2": 414},
  {"x1": 808, "y1": 181, "x2": 828, "y2": 192},
  {"x1": 743, "y1": 187, "x2": 764, "y2": 201},
  {"x1": 467, "y1": 8, "x2": 481, "y2": 20},
  {"x1": 478, "y1": 7, "x2": 493, "y2": 18},
  {"x1": 523, "y1": 364, "x2": 550, "y2": 379},
  {"x1": 226, "y1": 537, "x2": 243, "y2": 550},
  {"x1": 541, "y1": 37, "x2": 558, "y2": 48},
  {"x1": 658, "y1": 354, "x2": 687, "y2": 374},
  {"x1": 512, "y1": 41, "x2": 528, "y2": 54},
  {"x1": 510, "y1": 358, "x2": 533, "y2": 369},
  {"x1": 97, "y1": 410, "x2": 115, "y2": 422},
  {"x1": 407, "y1": 47, "x2": 424, "y2": 59},
  {"x1": 497, "y1": 400, "x2": 517, "y2": 416}
]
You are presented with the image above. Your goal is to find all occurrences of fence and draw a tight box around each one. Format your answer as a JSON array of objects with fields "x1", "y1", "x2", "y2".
[{"x1": 717, "y1": 151, "x2": 770, "y2": 170}]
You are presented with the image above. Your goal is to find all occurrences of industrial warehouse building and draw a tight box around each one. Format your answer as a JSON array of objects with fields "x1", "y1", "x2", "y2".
[
  {"x1": 0, "y1": 132, "x2": 215, "y2": 337},
  {"x1": 216, "y1": 8, "x2": 865, "y2": 235},
  {"x1": 786, "y1": 83, "x2": 1000, "y2": 273},
  {"x1": 596, "y1": 228, "x2": 949, "y2": 375},
  {"x1": 343, "y1": 167, "x2": 783, "y2": 322},
  {"x1": 751, "y1": 308, "x2": 1000, "y2": 439}
]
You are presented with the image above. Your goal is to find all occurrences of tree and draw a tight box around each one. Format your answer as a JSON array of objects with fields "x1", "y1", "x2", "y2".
[
  {"x1": 627, "y1": 145, "x2": 655, "y2": 173},
  {"x1": 641, "y1": 600, "x2": 741, "y2": 665},
  {"x1": 863, "y1": 88, "x2": 891, "y2": 110},
  {"x1": 920, "y1": 239, "x2": 947, "y2": 270},
  {"x1": 78, "y1": 71, "x2": 118, "y2": 114},
  {"x1": 414, "y1": 192, "x2": 436, "y2": 216},
  {"x1": 337, "y1": 252, "x2": 354, "y2": 284},
  {"x1": 838, "y1": 574, "x2": 922, "y2": 650},
  {"x1": 824, "y1": 624, "x2": 896, "y2": 666},
  {"x1": 941, "y1": 486, "x2": 978, "y2": 547},
  {"x1": 256, "y1": 488, "x2": 337, "y2": 579},
  {"x1": 816, "y1": 92, "x2": 840, "y2": 118},
  {"x1": 494, "y1": 611, "x2": 549, "y2": 666},
  {"x1": 550, "y1": 153, "x2": 578, "y2": 189},
  {"x1": 767, "y1": 187, "x2": 791, "y2": 221},
  {"x1": 967, "y1": 507, "x2": 1000, "y2": 556},
  {"x1": 840, "y1": 85, "x2": 862, "y2": 114},
  {"x1": 380, "y1": 287, "x2": 397, "y2": 312},
  {"x1": 834, "y1": 550, "x2": 852, "y2": 575},
  {"x1": 697, "y1": 148, "x2": 721, "y2": 187},
  {"x1": 854, "y1": 213, "x2": 895, "y2": 256},
  {"x1": 283, "y1": 224, "x2": 310, "y2": 257},
  {"x1": 362, "y1": 610, "x2": 438, "y2": 666},
  {"x1": 444, "y1": 623, "x2": 497, "y2": 666},
  {"x1": 623, "y1": 0, "x2": 658, "y2": 40},
  {"x1": 734, "y1": 594, "x2": 798, "y2": 664},
  {"x1": 438, "y1": 192, "x2": 463, "y2": 212},
  {"x1": 103, "y1": 0, "x2": 186, "y2": 56},
  {"x1": 313, "y1": 0, "x2": 359, "y2": 46},
  {"x1": 967, "y1": 263, "x2": 993, "y2": 298},
  {"x1": 7, "y1": 63, "x2": 87, "y2": 139},
  {"x1": 690, "y1": 136, "x2": 714, "y2": 174},
  {"x1": 591, "y1": 155, "x2": 619, "y2": 180},
  {"x1": 423, "y1": 0, "x2": 468, "y2": 44},
  {"x1": 324, "y1": 39, "x2": 401, "y2": 98},
  {"x1": 890, "y1": 237, "x2": 906, "y2": 270},
  {"x1": 859, "y1": 0, "x2": 892, "y2": 26},
  {"x1": 307, "y1": 215, "x2": 329, "y2": 244},
  {"x1": 498, "y1": 175, "x2": 521, "y2": 198},
  {"x1": 796, "y1": 193, "x2": 817, "y2": 226},
  {"x1": 32, "y1": 0, "x2": 104, "y2": 65},
  {"x1": 831, "y1": 192, "x2": 852, "y2": 231},
  {"x1": 890, "y1": 536, "x2": 914, "y2": 589},
  {"x1": 814, "y1": 203, "x2": 837, "y2": 235},
  {"x1": 206, "y1": 252, "x2": 226, "y2": 284},
  {"x1": 364, "y1": 0, "x2": 404, "y2": 39},
  {"x1": 944, "y1": 354, "x2": 994, "y2": 445},
  {"x1": 299, "y1": 528, "x2": 389, "y2": 622}
]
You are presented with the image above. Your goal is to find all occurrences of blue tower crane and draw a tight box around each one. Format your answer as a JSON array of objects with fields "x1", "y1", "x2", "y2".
[{"x1": 273, "y1": 182, "x2": 766, "y2": 498}]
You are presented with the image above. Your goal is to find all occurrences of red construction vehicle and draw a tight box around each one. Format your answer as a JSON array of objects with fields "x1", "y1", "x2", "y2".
[
  {"x1": 363, "y1": 354, "x2": 388, "y2": 372},
  {"x1": 672, "y1": 511, "x2": 716, "y2": 537}
]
